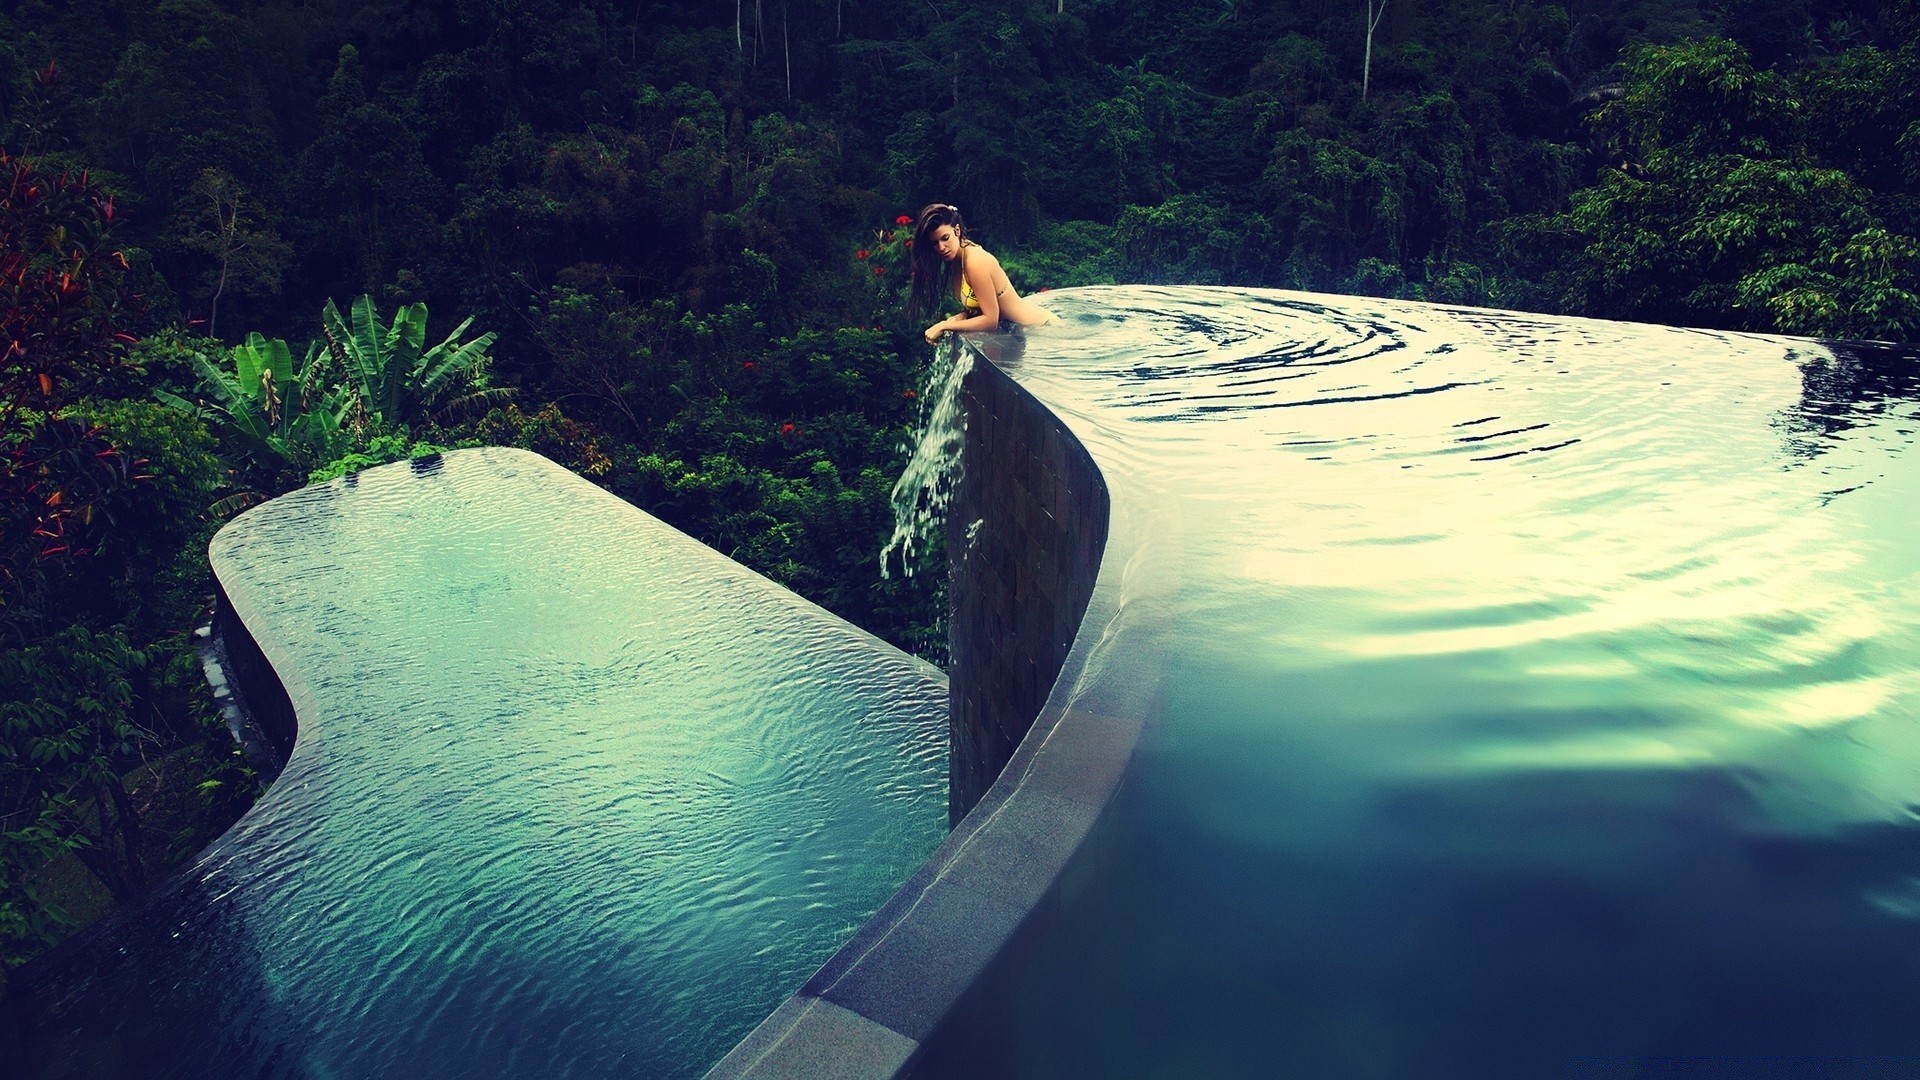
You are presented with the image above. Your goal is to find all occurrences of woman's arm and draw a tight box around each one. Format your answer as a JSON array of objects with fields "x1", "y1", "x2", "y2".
[{"x1": 923, "y1": 253, "x2": 1003, "y2": 343}]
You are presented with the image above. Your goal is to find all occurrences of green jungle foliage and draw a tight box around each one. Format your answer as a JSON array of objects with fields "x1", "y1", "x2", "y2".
[{"x1": 2, "y1": 0, "x2": 1917, "y2": 968}]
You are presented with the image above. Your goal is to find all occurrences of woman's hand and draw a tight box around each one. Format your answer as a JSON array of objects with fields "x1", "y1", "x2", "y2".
[{"x1": 924, "y1": 319, "x2": 948, "y2": 344}]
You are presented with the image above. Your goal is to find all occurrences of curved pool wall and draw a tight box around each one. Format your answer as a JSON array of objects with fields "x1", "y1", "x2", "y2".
[
  {"x1": 212, "y1": 576, "x2": 297, "y2": 764},
  {"x1": 708, "y1": 333, "x2": 1123, "y2": 1076},
  {"x1": 13, "y1": 447, "x2": 948, "y2": 1079},
  {"x1": 945, "y1": 334, "x2": 1113, "y2": 825}
]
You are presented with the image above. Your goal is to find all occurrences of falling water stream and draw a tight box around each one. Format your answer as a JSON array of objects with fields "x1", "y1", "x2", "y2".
[{"x1": 883, "y1": 336, "x2": 974, "y2": 579}]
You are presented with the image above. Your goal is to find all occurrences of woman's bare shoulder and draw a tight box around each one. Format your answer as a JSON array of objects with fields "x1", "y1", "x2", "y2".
[{"x1": 965, "y1": 243, "x2": 1004, "y2": 273}]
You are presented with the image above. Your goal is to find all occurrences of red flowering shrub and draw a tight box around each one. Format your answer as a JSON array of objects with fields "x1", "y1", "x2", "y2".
[
  {"x1": 0, "y1": 417, "x2": 143, "y2": 604},
  {"x1": 1, "y1": 148, "x2": 138, "y2": 416},
  {"x1": 850, "y1": 215, "x2": 917, "y2": 324},
  {"x1": 0, "y1": 150, "x2": 144, "y2": 606}
]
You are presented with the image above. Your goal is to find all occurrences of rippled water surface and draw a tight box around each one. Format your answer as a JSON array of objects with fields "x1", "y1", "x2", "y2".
[
  {"x1": 941, "y1": 287, "x2": 1920, "y2": 1076},
  {"x1": 19, "y1": 448, "x2": 946, "y2": 1079}
]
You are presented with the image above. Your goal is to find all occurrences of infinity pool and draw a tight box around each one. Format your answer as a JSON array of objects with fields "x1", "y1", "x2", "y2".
[
  {"x1": 18, "y1": 448, "x2": 946, "y2": 1079},
  {"x1": 24, "y1": 287, "x2": 1920, "y2": 1078},
  {"x1": 919, "y1": 287, "x2": 1920, "y2": 1076}
]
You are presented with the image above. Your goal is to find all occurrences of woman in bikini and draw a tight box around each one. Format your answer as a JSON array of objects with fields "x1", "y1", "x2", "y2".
[{"x1": 908, "y1": 203, "x2": 1053, "y2": 343}]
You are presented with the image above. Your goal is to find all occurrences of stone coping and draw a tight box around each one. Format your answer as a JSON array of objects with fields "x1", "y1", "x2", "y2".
[{"x1": 707, "y1": 335, "x2": 1139, "y2": 1078}]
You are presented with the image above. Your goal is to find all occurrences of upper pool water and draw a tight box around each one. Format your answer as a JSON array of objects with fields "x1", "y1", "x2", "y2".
[
  {"x1": 17, "y1": 447, "x2": 946, "y2": 1079},
  {"x1": 926, "y1": 286, "x2": 1920, "y2": 1076}
]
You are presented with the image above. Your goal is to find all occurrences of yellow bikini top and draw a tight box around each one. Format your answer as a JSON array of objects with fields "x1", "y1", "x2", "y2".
[{"x1": 961, "y1": 277, "x2": 980, "y2": 314}]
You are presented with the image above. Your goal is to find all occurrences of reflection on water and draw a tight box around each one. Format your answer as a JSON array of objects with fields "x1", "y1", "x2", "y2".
[
  {"x1": 934, "y1": 286, "x2": 1920, "y2": 1077},
  {"x1": 16, "y1": 449, "x2": 946, "y2": 1080}
]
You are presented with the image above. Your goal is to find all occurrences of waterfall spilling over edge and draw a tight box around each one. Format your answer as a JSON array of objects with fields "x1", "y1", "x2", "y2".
[{"x1": 881, "y1": 337, "x2": 974, "y2": 578}]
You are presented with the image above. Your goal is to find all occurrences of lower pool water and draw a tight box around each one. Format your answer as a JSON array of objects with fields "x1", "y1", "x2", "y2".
[
  {"x1": 924, "y1": 287, "x2": 1920, "y2": 1077},
  {"x1": 16, "y1": 448, "x2": 946, "y2": 1080}
]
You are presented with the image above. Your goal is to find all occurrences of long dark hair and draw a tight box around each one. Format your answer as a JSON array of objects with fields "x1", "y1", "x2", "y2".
[{"x1": 908, "y1": 202, "x2": 967, "y2": 323}]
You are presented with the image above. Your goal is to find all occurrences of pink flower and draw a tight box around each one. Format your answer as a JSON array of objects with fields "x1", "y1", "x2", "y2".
[
  {"x1": 872, "y1": 266, "x2": 885, "y2": 276},
  {"x1": 856, "y1": 249, "x2": 869, "y2": 260},
  {"x1": 895, "y1": 214, "x2": 912, "y2": 225},
  {"x1": 780, "y1": 422, "x2": 797, "y2": 435}
]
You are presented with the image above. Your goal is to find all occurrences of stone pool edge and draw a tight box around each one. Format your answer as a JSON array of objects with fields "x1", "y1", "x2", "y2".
[{"x1": 706, "y1": 335, "x2": 1134, "y2": 1078}]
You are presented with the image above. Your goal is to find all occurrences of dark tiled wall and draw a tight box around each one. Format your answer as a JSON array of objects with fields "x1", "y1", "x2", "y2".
[
  {"x1": 946, "y1": 347, "x2": 1110, "y2": 825},
  {"x1": 707, "y1": 341, "x2": 1122, "y2": 1079},
  {"x1": 214, "y1": 582, "x2": 299, "y2": 763}
]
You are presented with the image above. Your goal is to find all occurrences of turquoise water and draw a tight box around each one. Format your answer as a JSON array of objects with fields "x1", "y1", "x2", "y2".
[
  {"x1": 930, "y1": 288, "x2": 1920, "y2": 1076},
  {"x1": 19, "y1": 448, "x2": 946, "y2": 1079}
]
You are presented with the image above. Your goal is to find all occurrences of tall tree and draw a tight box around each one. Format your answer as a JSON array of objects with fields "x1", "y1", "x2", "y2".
[
  {"x1": 171, "y1": 168, "x2": 290, "y2": 339},
  {"x1": 1363, "y1": 0, "x2": 1387, "y2": 102},
  {"x1": 293, "y1": 45, "x2": 441, "y2": 298},
  {"x1": 1508, "y1": 36, "x2": 1920, "y2": 338}
]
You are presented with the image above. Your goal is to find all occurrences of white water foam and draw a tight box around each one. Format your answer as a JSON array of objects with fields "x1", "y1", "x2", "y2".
[{"x1": 881, "y1": 337, "x2": 975, "y2": 578}]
